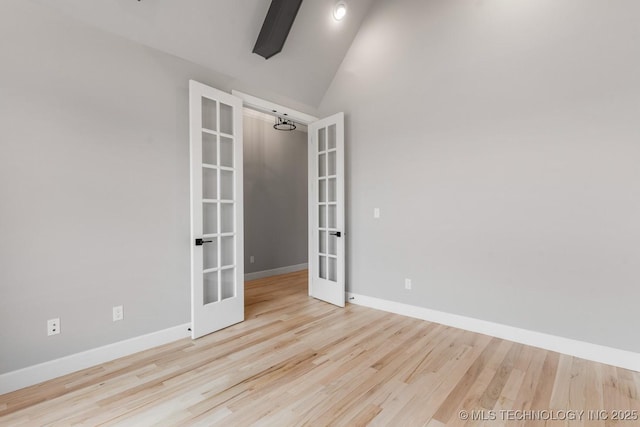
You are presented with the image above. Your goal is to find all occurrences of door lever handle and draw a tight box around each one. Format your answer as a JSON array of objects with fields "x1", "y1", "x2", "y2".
[
  {"x1": 195, "y1": 238, "x2": 213, "y2": 246},
  {"x1": 329, "y1": 231, "x2": 342, "y2": 237}
]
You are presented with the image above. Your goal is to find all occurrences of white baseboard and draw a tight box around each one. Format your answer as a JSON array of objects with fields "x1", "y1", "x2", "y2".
[
  {"x1": 4, "y1": 293, "x2": 636, "y2": 397},
  {"x1": 0, "y1": 323, "x2": 191, "y2": 395},
  {"x1": 346, "y1": 292, "x2": 640, "y2": 372},
  {"x1": 245, "y1": 263, "x2": 308, "y2": 281}
]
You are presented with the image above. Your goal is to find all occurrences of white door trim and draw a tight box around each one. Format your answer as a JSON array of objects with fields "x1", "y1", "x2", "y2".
[{"x1": 231, "y1": 90, "x2": 319, "y2": 125}]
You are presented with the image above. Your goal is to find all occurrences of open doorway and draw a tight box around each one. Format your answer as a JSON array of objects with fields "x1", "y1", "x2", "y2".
[{"x1": 242, "y1": 108, "x2": 309, "y2": 282}]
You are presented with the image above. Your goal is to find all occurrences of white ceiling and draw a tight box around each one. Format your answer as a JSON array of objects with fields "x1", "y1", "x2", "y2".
[{"x1": 31, "y1": 0, "x2": 375, "y2": 108}]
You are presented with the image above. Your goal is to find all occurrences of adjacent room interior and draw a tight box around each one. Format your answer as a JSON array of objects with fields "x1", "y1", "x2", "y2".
[
  {"x1": 243, "y1": 108, "x2": 308, "y2": 282},
  {"x1": 1, "y1": 0, "x2": 639, "y2": 425}
]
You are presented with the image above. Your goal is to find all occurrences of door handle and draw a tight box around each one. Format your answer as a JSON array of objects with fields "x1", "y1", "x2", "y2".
[
  {"x1": 195, "y1": 238, "x2": 213, "y2": 246},
  {"x1": 329, "y1": 231, "x2": 342, "y2": 237}
]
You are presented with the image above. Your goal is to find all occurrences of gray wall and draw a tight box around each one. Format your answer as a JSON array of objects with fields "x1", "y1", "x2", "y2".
[
  {"x1": 319, "y1": 0, "x2": 640, "y2": 352},
  {"x1": 244, "y1": 114, "x2": 308, "y2": 274},
  {"x1": 0, "y1": 1, "x2": 315, "y2": 374}
]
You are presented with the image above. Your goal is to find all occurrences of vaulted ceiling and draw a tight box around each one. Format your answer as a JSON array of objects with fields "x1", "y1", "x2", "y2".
[{"x1": 31, "y1": 0, "x2": 376, "y2": 107}]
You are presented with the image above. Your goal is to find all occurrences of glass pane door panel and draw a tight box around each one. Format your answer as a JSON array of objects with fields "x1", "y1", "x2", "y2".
[
  {"x1": 203, "y1": 271, "x2": 219, "y2": 305},
  {"x1": 328, "y1": 204, "x2": 337, "y2": 229},
  {"x1": 202, "y1": 168, "x2": 218, "y2": 199},
  {"x1": 319, "y1": 255, "x2": 327, "y2": 279},
  {"x1": 328, "y1": 151, "x2": 336, "y2": 176},
  {"x1": 202, "y1": 132, "x2": 217, "y2": 165},
  {"x1": 221, "y1": 268, "x2": 235, "y2": 300},
  {"x1": 318, "y1": 154, "x2": 326, "y2": 177},
  {"x1": 318, "y1": 128, "x2": 326, "y2": 152},
  {"x1": 328, "y1": 234, "x2": 337, "y2": 256},
  {"x1": 220, "y1": 170, "x2": 234, "y2": 200},
  {"x1": 319, "y1": 230, "x2": 327, "y2": 254},
  {"x1": 220, "y1": 137, "x2": 234, "y2": 167},
  {"x1": 319, "y1": 205, "x2": 327, "y2": 228},
  {"x1": 328, "y1": 257, "x2": 337, "y2": 282},
  {"x1": 319, "y1": 179, "x2": 326, "y2": 202},
  {"x1": 328, "y1": 178, "x2": 336, "y2": 202},
  {"x1": 220, "y1": 204, "x2": 234, "y2": 233},
  {"x1": 202, "y1": 98, "x2": 217, "y2": 131},
  {"x1": 328, "y1": 124, "x2": 336, "y2": 149},
  {"x1": 221, "y1": 236, "x2": 234, "y2": 266},
  {"x1": 220, "y1": 103, "x2": 234, "y2": 135},
  {"x1": 203, "y1": 238, "x2": 218, "y2": 270},
  {"x1": 203, "y1": 203, "x2": 218, "y2": 234}
]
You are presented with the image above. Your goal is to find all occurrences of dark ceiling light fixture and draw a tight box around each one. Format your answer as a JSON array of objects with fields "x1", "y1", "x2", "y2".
[
  {"x1": 253, "y1": 0, "x2": 304, "y2": 59},
  {"x1": 274, "y1": 116, "x2": 297, "y2": 131}
]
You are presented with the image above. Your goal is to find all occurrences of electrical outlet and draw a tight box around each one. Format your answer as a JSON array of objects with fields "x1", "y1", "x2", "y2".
[
  {"x1": 374, "y1": 208, "x2": 380, "y2": 219},
  {"x1": 113, "y1": 305, "x2": 124, "y2": 322},
  {"x1": 47, "y1": 318, "x2": 60, "y2": 336},
  {"x1": 250, "y1": 255, "x2": 255, "y2": 264},
  {"x1": 405, "y1": 278, "x2": 412, "y2": 290}
]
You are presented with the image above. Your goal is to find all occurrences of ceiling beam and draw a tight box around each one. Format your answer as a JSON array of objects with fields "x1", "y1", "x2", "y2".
[{"x1": 253, "y1": 0, "x2": 304, "y2": 60}]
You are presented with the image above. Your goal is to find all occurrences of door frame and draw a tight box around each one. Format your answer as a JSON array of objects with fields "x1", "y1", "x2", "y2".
[
  {"x1": 232, "y1": 91, "x2": 319, "y2": 125},
  {"x1": 231, "y1": 90, "x2": 320, "y2": 296}
]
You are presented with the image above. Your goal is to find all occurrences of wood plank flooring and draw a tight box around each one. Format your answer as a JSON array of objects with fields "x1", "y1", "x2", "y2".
[{"x1": 1, "y1": 270, "x2": 639, "y2": 426}]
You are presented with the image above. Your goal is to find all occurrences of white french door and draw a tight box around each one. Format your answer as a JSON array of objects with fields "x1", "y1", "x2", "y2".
[
  {"x1": 189, "y1": 80, "x2": 244, "y2": 339},
  {"x1": 308, "y1": 113, "x2": 345, "y2": 307}
]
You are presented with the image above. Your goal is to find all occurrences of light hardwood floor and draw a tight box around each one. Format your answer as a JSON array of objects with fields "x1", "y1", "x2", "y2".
[{"x1": 1, "y1": 270, "x2": 639, "y2": 426}]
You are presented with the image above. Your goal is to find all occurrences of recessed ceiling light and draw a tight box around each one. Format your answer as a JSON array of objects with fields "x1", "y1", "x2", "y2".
[{"x1": 333, "y1": 2, "x2": 347, "y2": 21}]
